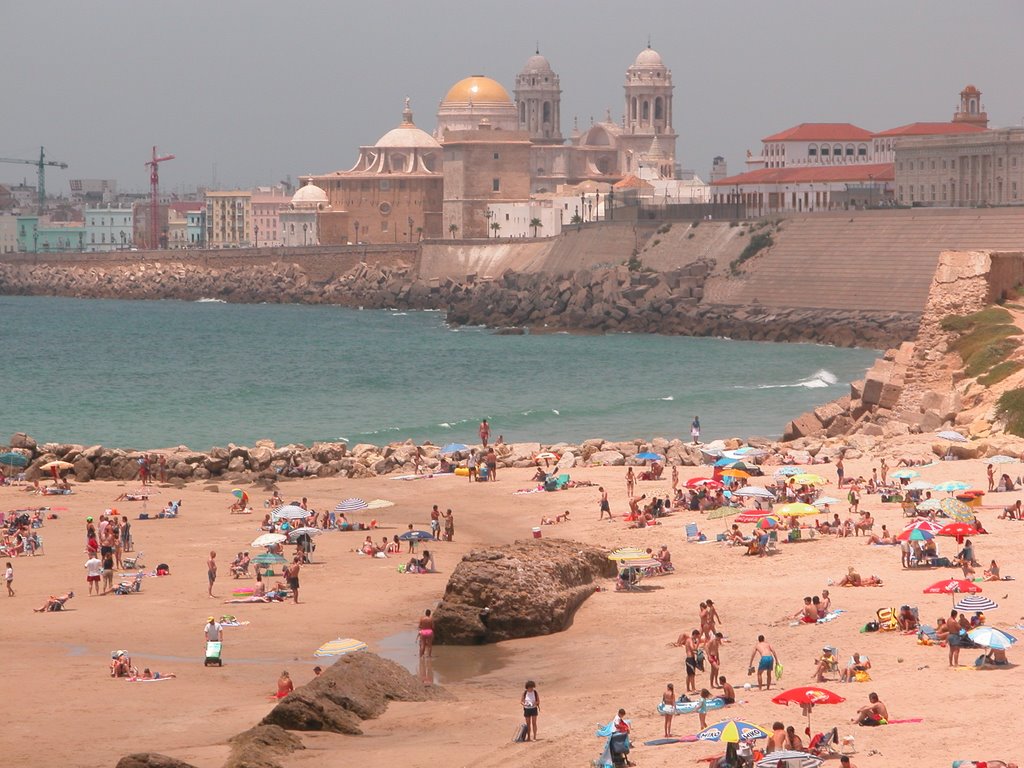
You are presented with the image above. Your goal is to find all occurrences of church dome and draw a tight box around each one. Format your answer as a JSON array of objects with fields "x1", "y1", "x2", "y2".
[
  {"x1": 633, "y1": 46, "x2": 664, "y2": 67},
  {"x1": 443, "y1": 76, "x2": 512, "y2": 105},
  {"x1": 291, "y1": 180, "x2": 328, "y2": 207},
  {"x1": 376, "y1": 99, "x2": 441, "y2": 149},
  {"x1": 521, "y1": 53, "x2": 553, "y2": 74}
]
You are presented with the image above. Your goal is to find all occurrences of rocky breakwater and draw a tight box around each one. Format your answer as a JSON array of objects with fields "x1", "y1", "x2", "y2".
[{"x1": 432, "y1": 538, "x2": 618, "y2": 645}]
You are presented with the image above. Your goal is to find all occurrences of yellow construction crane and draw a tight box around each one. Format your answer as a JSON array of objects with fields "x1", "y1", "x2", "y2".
[{"x1": 0, "y1": 146, "x2": 69, "y2": 211}]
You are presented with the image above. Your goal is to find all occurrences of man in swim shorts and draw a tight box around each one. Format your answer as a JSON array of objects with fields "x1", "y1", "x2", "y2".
[
  {"x1": 684, "y1": 629, "x2": 700, "y2": 692},
  {"x1": 748, "y1": 634, "x2": 779, "y2": 690},
  {"x1": 598, "y1": 487, "x2": 612, "y2": 520},
  {"x1": 286, "y1": 556, "x2": 301, "y2": 604},
  {"x1": 207, "y1": 551, "x2": 217, "y2": 597}
]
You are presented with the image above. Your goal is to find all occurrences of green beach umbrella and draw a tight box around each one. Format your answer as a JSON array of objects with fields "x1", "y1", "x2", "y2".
[{"x1": 707, "y1": 506, "x2": 740, "y2": 520}]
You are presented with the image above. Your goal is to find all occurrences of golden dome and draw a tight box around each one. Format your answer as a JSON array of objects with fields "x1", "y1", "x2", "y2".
[{"x1": 442, "y1": 76, "x2": 511, "y2": 105}]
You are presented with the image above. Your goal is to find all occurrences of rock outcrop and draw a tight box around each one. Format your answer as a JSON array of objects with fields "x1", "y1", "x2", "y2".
[
  {"x1": 433, "y1": 538, "x2": 618, "y2": 645},
  {"x1": 115, "y1": 755, "x2": 199, "y2": 768},
  {"x1": 260, "y1": 651, "x2": 444, "y2": 736},
  {"x1": 224, "y1": 725, "x2": 304, "y2": 768}
]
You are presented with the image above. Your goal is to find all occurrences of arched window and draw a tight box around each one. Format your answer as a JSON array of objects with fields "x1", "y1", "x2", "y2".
[
  {"x1": 820, "y1": 145, "x2": 830, "y2": 157},
  {"x1": 642, "y1": 101, "x2": 649, "y2": 121},
  {"x1": 631, "y1": 97, "x2": 637, "y2": 120},
  {"x1": 833, "y1": 145, "x2": 842, "y2": 158},
  {"x1": 858, "y1": 144, "x2": 868, "y2": 157},
  {"x1": 845, "y1": 144, "x2": 854, "y2": 157},
  {"x1": 519, "y1": 101, "x2": 526, "y2": 122},
  {"x1": 542, "y1": 101, "x2": 551, "y2": 124},
  {"x1": 808, "y1": 144, "x2": 818, "y2": 157},
  {"x1": 654, "y1": 97, "x2": 663, "y2": 120}
]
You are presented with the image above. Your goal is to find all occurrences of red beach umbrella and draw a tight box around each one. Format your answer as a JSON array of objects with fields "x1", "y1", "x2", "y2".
[
  {"x1": 772, "y1": 686, "x2": 845, "y2": 732},
  {"x1": 687, "y1": 477, "x2": 722, "y2": 489},
  {"x1": 923, "y1": 579, "x2": 981, "y2": 595},
  {"x1": 736, "y1": 510, "x2": 774, "y2": 523},
  {"x1": 902, "y1": 519, "x2": 942, "y2": 534},
  {"x1": 936, "y1": 523, "x2": 977, "y2": 538}
]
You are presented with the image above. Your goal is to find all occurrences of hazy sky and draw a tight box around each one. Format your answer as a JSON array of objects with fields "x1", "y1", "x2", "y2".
[{"x1": 3, "y1": 0, "x2": 1021, "y2": 195}]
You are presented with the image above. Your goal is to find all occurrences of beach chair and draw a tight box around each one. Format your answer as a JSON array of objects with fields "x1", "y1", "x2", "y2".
[
  {"x1": 808, "y1": 727, "x2": 841, "y2": 757},
  {"x1": 685, "y1": 522, "x2": 700, "y2": 542},
  {"x1": 122, "y1": 551, "x2": 144, "y2": 570},
  {"x1": 114, "y1": 572, "x2": 143, "y2": 595}
]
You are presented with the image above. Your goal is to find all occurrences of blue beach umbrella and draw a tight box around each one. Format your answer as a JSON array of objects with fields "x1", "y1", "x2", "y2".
[
  {"x1": 933, "y1": 481, "x2": 971, "y2": 493},
  {"x1": 891, "y1": 469, "x2": 919, "y2": 480},
  {"x1": 440, "y1": 443, "x2": 469, "y2": 455},
  {"x1": 775, "y1": 467, "x2": 802, "y2": 476},
  {"x1": 634, "y1": 452, "x2": 663, "y2": 461},
  {"x1": 967, "y1": 626, "x2": 1016, "y2": 650},
  {"x1": 399, "y1": 530, "x2": 435, "y2": 541},
  {"x1": 0, "y1": 451, "x2": 28, "y2": 468}
]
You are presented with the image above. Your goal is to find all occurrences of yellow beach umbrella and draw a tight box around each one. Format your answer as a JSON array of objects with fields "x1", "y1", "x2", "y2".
[
  {"x1": 792, "y1": 473, "x2": 827, "y2": 486},
  {"x1": 697, "y1": 719, "x2": 770, "y2": 743},
  {"x1": 314, "y1": 638, "x2": 368, "y2": 658},
  {"x1": 607, "y1": 547, "x2": 648, "y2": 561},
  {"x1": 775, "y1": 502, "x2": 819, "y2": 517},
  {"x1": 720, "y1": 469, "x2": 751, "y2": 479}
]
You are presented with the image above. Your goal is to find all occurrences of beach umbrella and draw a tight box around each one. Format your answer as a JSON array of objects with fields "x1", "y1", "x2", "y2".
[
  {"x1": 937, "y1": 522, "x2": 977, "y2": 538},
  {"x1": 756, "y1": 516, "x2": 780, "y2": 530},
  {"x1": 905, "y1": 480, "x2": 935, "y2": 491},
  {"x1": 989, "y1": 455, "x2": 1017, "y2": 464},
  {"x1": 713, "y1": 457, "x2": 740, "y2": 467},
  {"x1": 439, "y1": 443, "x2": 469, "y2": 455},
  {"x1": 772, "y1": 686, "x2": 844, "y2": 732},
  {"x1": 917, "y1": 498, "x2": 943, "y2": 511},
  {"x1": 366, "y1": 498, "x2": 395, "y2": 510},
  {"x1": 896, "y1": 527, "x2": 934, "y2": 542},
  {"x1": 707, "y1": 506, "x2": 741, "y2": 520},
  {"x1": 775, "y1": 502, "x2": 818, "y2": 517},
  {"x1": 720, "y1": 468, "x2": 751, "y2": 479},
  {"x1": 903, "y1": 519, "x2": 942, "y2": 533},
  {"x1": 534, "y1": 451, "x2": 559, "y2": 461},
  {"x1": 939, "y1": 498, "x2": 974, "y2": 522},
  {"x1": 0, "y1": 451, "x2": 28, "y2": 468},
  {"x1": 968, "y1": 627, "x2": 1017, "y2": 650},
  {"x1": 251, "y1": 533, "x2": 286, "y2": 548},
  {"x1": 634, "y1": 452, "x2": 663, "y2": 461},
  {"x1": 934, "y1": 481, "x2": 971, "y2": 493},
  {"x1": 687, "y1": 477, "x2": 723, "y2": 489},
  {"x1": 756, "y1": 751, "x2": 823, "y2": 768},
  {"x1": 697, "y1": 719, "x2": 770, "y2": 743},
  {"x1": 735, "y1": 486, "x2": 776, "y2": 500},
  {"x1": 812, "y1": 496, "x2": 842, "y2": 507},
  {"x1": 287, "y1": 527, "x2": 323, "y2": 542},
  {"x1": 923, "y1": 578, "x2": 981, "y2": 595},
  {"x1": 252, "y1": 553, "x2": 287, "y2": 567},
  {"x1": 271, "y1": 504, "x2": 308, "y2": 521},
  {"x1": 39, "y1": 460, "x2": 74, "y2": 471},
  {"x1": 607, "y1": 547, "x2": 649, "y2": 561},
  {"x1": 891, "y1": 469, "x2": 920, "y2": 480},
  {"x1": 726, "y1": 447, "x2": 766, "y2": 458},
  {"x1": 775, "y1": 467, "x2": 803, "y2": 476},
  {"x1": 399, "y1": 530, "x2": 435, "y2": 541},
  {"x1": 954, "y1": 594, "x2": 998, "y2": 612},
  {"x1": 736, "y1": 510, "x2": 775, "y2": 523},
  {"x1": 792, "y1": 473, "x2": 827, "y2": 486},
  {"x1": 937, "y1": 430, "x2": 968, "y2": 442},
  {"x1": 334, "y1": 498, "x2": 368, "y2": 513},
  {"x1": 314, "y1": 637, "x2": 368, "y2": 658}
]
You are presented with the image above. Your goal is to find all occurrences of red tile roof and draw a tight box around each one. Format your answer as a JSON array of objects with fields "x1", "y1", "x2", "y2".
[
  {"x1": 167, "y1": 201, "x2": 204, "y2": 213},
  {"x1": 711, "y1": 163, "x2": 894, "y2": 186},
  {"x1": 762, "y1": 123, "x2": 874, "y2": 142},
  {"x1": 873, "y1": 122, "x2": 988, "y2": 137}
]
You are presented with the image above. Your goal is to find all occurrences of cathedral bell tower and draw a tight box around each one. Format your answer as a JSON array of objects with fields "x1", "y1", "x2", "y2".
[{"x1": 514, "y1": 48, "x2": 562, "y2": 144}]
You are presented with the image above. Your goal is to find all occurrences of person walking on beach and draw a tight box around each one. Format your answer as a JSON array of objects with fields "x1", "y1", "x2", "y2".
[
  {"x1": 706, "y1": 632, "x2": 723, "y2": 688},
  {"x1": 5, "y1": 562, "x2": 13, "y2": 596},
  {"x1": 286, "y1": 556, "x2": 301, "y2": 604},
  {"x1": 467, "y1": 450, "x2": 478, "y2": 482},
  {"x1": 443, "y1": 509, "x2": 455, "y2": 542},
  {"x1": 418, "y1": 609, "x2": 434, "y2": 657},
  {"x1": 205, "y1": 616, "x2": 223, "y2": 647},
  {"x1": 691, "y1": 416, "x2": 701, "y2": 444},
  {"x1": 207, "y1": 551, "x2": 218, "y2": 597},
  {"x1": 486, "y1": 447, "x2": 498, "y2": 481},
  {"x1": 748, "y1": 634, "x2": 780, "y2": 690},
  {"x1": 85, "y1": 552, "x2": 102, "y2": 595},
  {"x1": 479, "y1": 419, "x2": 490, "y2": 448},
  {"x1": 521, "y1": 680, "x2": 540, "y2": 741},
  {"x1": 599, "y1": 487, "x2": 613, "y2": 520}
]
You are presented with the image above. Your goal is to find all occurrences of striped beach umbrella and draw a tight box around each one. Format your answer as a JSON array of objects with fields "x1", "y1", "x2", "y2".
[
  {"x1": 954, "y1": 594, "x2": 998, "y2": 612},
  {"x1": 607, "y1": 547, "x2": 649, "y2": 561},
  {"x1": 917, "y1": 498, "x2": 943, "y2": 511},
  {"x1": 313, "y1": 637, "x2": 368, "y2": 658},
  {"x1": 334, "y1": 498, "x2": 368, "y2": 513},
  {"x1": 734, "y1": 486, "x2": 776, "y2": 500},
  {"x1": 903, "y1": 519, "x2": 942, "y2": 533},
  {"x1": 271, "y1": 504, "x2": 308, "y2": 521},
  {"x1": 697, "y1": 719, "x2": 770, "y2": 743}
]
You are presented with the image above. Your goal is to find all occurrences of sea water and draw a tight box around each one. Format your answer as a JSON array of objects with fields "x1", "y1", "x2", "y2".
[{"x1": 0, "y1": 296, "x2": 879, "y2": 449}]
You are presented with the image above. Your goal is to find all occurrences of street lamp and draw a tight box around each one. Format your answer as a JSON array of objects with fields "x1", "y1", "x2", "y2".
[
  {"x1": 868, "y1": 174, "x2": 874, "y2": 209},
  {"x1": 302, "y1": 222, "x2": 308, "y2": 246},
  {"x1": 254, "y1": 223, "x2": 259, "y2": 249},
  {"x1": 408, "y1": 217, "x2": 414, "y2": 243}
]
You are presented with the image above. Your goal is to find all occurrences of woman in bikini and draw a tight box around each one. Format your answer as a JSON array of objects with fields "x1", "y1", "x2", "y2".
[{"x1": 418, "y1": 609, "x2": 434, "y2": 657}]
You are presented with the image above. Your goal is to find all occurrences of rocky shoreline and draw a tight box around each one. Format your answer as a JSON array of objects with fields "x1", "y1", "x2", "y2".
[{"x1": 0, "y1": 259, "x2": 917, "y2": 347}]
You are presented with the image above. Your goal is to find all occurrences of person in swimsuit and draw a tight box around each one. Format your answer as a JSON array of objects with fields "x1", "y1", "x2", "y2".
[
  {"x1": 854, "y1": 692, "x2": 888, "y2": 725},
  {"x1": 276, "y1": 670, "x2": 294, "y2": 699},
  {"x1": 719, "y1": 676, "x2": 736, "y2": 704},
  {"x1": 207, "y1": 551, "x2": 217, "y2": 597},
  {"x1": 418, "y1": 609, "x2": 434, "y2": 657},
  {"x1": 749, "y1": 635, "x2": 779, "y2": 690},
  {"x1": 706, "y1": 632, "x2": 723, "y2": 688},
  {"x1": 286, "y1": 557, "x2": 301, "y2": 604},
  {"x1": 521, "y1": 680, "x2": 539, "y2": 741},
  {"x1": 946, "y1": 610, "x2": 963, "y2": 666},
  {"x1": 599, "y1": 487, "x2": 612, "y2": 520},
  {"x1": 661, "y1": 682, "x2": 676, "y2": 737},
  {"x1": 684, "y1": 629, "x2": 700, "y2": 692}
]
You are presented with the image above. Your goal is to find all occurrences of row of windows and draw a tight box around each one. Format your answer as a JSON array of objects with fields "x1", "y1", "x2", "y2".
[
  {"x1": 898, "y1": 156, "x2": 1020, "y2": 171},
  {"x1": 898, "y1": 180, "x2": 1019, "y2": 201},
  {"x1": 807, "y1": 144, "x2": 868, "y2": 158}
]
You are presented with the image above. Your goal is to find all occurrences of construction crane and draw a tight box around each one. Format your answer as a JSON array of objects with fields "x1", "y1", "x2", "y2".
[
  {"x1": 145, "y1": 146, "x2": 175, "y2": 249},
  {"x1": 0, "y1": 146, "x2": 69, "y2": 211}
]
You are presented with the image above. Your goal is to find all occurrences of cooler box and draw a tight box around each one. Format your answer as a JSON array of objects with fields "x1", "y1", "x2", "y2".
[
  {"x1": 204, "y1": 641, "x2": 223, "y2": 666},
  {"x1": 532, "y1": 527, "x2": 542, "y2": 539}
]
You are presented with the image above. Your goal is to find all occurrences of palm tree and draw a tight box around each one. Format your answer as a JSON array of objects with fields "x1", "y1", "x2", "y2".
[
  {"x1": 490, "y1": 222, "x2": 501, "y2": 238},
  {"x1": 529, "y1": 217, "x2": 543, "y2": 238},
  {"x1": 448, "y1": 223, "x2": 458, "y2": 239},
  {"x1": 416, "y1": 226, "x2": 424, "y2": 242}
]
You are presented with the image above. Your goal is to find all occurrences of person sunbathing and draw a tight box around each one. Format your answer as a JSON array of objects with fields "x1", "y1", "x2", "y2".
[
  {"x1": 110, "y1": 651, "x2": 134, "y2": 678},
  {"x1": 727, "y1": 524, "x2": 747, "y2": 545},
  {"x1": 794, "y1": 596, "x2": 818, "y2": 624},
  {"x1": 866, "y1": 525, "x2": 895, "y2": 545},
  {"x1": 898, "y1": 605, "x2": 919, "y2": 631},
  {"x1": 841, "y1": 652, "x2": 872, "y2": 682},
  {"x1": 139, "y1": 667, "x2": 175, "y2": 679},
  {"x1": 837, "y1": 567, "x2": 882, "y2": 587},
  {"x1": 853, "y1": 512, "x2": 874, "y2": 536},
  {"x1": 33, "y1": 591, "x2": 73, "y2": 611},
  {"x1": 984, "y1": 560, "x2": 1002, "y2": 581},
  {"x1": 813, "y1": 647, "x2": 837, "y2": 681}
]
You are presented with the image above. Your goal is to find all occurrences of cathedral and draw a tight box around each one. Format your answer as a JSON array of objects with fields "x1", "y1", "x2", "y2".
[{"x1": 304, "y1": 45, "x2": 679, "y2": 243}]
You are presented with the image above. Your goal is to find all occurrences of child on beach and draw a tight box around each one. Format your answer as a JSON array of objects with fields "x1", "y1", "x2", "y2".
[
  {"x1": 5, "y1": 562, "x2": 13, "y2": 596},
  {"x1": 521, "y1": 680, "x2": 540, "y2": 741},
  {"x1": 662, "y1": 682, "x2": 676, "y2": 737}
]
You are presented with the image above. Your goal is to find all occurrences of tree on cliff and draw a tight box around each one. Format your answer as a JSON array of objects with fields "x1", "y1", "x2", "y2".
[
  {"x1": 448, "y1": 223, "x2": 458, "y2": 239},
  {"x1": 530, "y1": 218, "x2": 543, "y2": 238}
]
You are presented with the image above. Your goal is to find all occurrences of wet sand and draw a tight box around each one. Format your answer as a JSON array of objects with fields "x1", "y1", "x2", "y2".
[{"x1": 4, "y1": 451, "x2": 1021, "y2": 767}]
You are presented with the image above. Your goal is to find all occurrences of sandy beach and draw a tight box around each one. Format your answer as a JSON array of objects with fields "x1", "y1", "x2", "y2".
[{"x1": 4, "y1": 444, "x2": 1021, "y2": 768}]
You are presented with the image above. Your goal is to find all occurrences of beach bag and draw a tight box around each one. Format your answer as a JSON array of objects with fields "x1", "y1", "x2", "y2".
[
  {"x1": 854, "y1": 670, "x2": 871, "y2": 683},
  {"x1": 513, "y1": 723, "x2": 528, "y2": 742},
  {"x1": 863, "y1": 621, "x2": 879, "y2": 632},
  {"x1": 774, "y1": 662, "x2": 783, "y2": 680}
]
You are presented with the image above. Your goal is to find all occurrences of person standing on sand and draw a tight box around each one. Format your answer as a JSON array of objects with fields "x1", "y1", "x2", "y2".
[
  {"x1": 836, "y1": 456, "x2": 845, "y2": 488},
  {"x1": 286, "y1": 556, "x2": 301, "y2": 604},
  {"x1": 662, "y1": 682, "x2": 676, "y2": 736},
  {"x1": 706, "y1": 632, "x2": 723, "y2": 688},
  {"x1": 691, "y1": 416, "x2": 701, "y2": 444},
  {"x1": 671, "y1": 465, "x2": 679, "y2": 496},
  {"x1": 85, "y1": 552, "x2": 102, "y2": 595},
  {"x1": 5, "y1": 562, "x2": 13, "y2": 596},
  {"x1": 205, "y1": 616, "x2": 223, "y2": 647},
  {"x1": 418, "y1": 609, "x2": 434, "y2": 657},
  {"x1": 207, "y1": 551, "x2": 218, "y2": 597},
  {"x1": 443, "y1": 509, "x2": 455, "y2": 542},
  {"x1": 880, "y1": 458, "x2": 889, "y2": 485},
  {"x1": 486, "y1": 447, "x2": 498, "y2": 481},
  {"x1": 599, "y1": 487, "x2": 613, "y2": 520},
  {"x1": 748, "y1": 634, "x2": 779, "y2": 690},
  {"x1": 479, "y1": 419, "x2": 490, "y2": 448},
  {"x1": 626, "y1": 467, "x2": 635, "y2": 499},
  {"x1": 467, "y1": 450, "x2": 478, "y2": 482},
  {"x1": 521, "y1": 680, "x2": 540, "y2": 741}
]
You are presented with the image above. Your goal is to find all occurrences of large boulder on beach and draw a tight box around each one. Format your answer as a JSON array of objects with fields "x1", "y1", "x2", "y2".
[
  {"x1": 260, "y1": 651, "x2": 443, "y2": 736},
  {"x1": 115, "y1": 755, "x2": 199, "y2": 768},
  {"x1": 9, "y1": 432, "x2": 36, "y2": 451},
  {"x1": 432, "y1": 538, "x2": 617, "y2": 645},
  {"x1": 224, "y1": 724, "x2": 304, "y2": 768},
  {"x1": 589, "y1": 450, "x2": 625, "y2": 466}
]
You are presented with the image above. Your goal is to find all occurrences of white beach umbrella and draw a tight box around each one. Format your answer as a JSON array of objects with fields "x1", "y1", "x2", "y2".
[
  {"x1": 271, "y1": 504, "x2": 308, "y2": 521},
  {"x1": 735, "y1": 486, "x2": 776, "y2": 500},
  {"x1": 905, "y1": 480, "x2": 934, "y2": 491},
  {"x1": 251, "y1": 533, "x2": 286, "y2": 548}
]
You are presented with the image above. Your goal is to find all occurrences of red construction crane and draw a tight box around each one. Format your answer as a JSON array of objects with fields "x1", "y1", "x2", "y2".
[{"x1": 145, "y1": 146, "x2": 175, "y2": 249}]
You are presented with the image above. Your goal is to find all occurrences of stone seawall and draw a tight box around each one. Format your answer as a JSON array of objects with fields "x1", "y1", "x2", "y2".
[{"x1": 0, "y1": 258, "x2": 917, "y2": 347}]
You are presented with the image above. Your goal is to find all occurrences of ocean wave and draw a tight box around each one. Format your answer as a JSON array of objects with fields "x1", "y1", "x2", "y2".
[
  {"x1": 734, "y1": 369, "x2": 839, "y2": 390},
  {"x1": 660, "y1": 396, "x2": 674, "y2": 401},
  {"x1": 194, "y1": 298, "x2": 226, "y2": 303}
]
